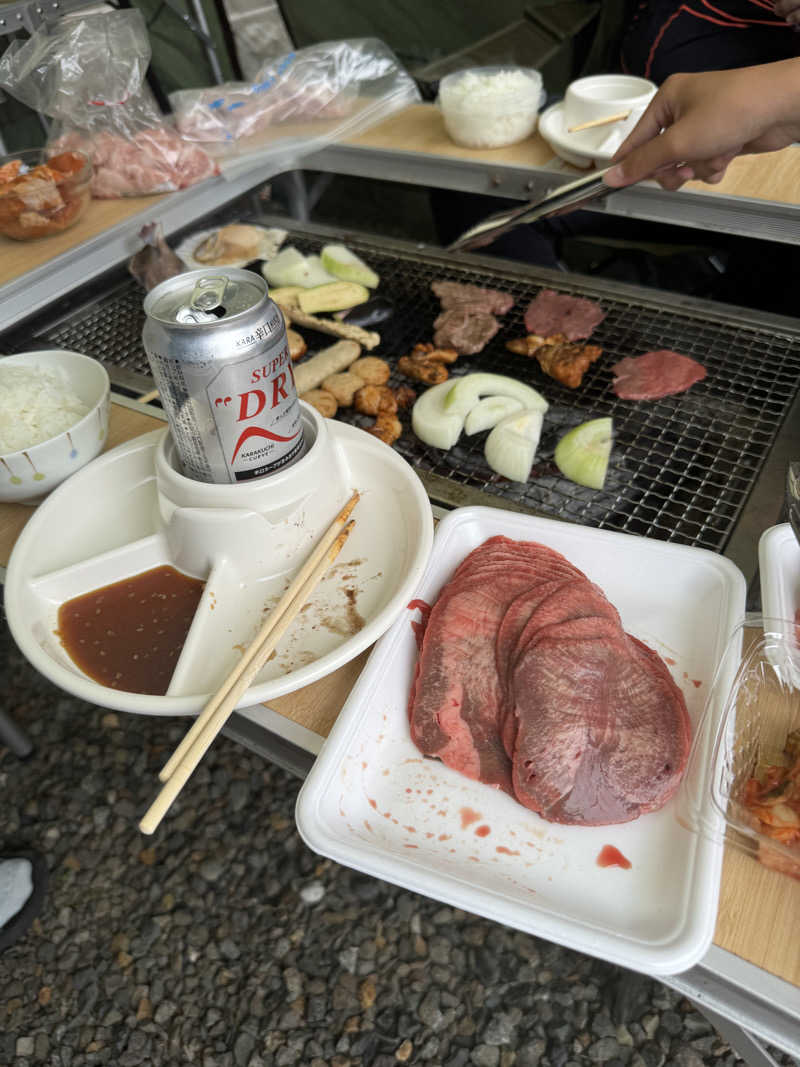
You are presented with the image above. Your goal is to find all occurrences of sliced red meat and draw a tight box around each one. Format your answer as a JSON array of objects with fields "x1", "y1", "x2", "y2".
[
  {"x1": 433, "y1": 307, "x2": 500, "y2": 355},
  {"x1": 511, "y1": 631, "x2": 690, "y2": 825},
  {"x1": 523, "y1": 289, "x2": 606, "y2": 340},
  {"x1": 408, "y1": 535, "x2": 691, "y2": 828},
  {"x1": 431, "y1": 280, "x2": 514, "y2": 315},
  {"x1": 611, "y1": 350, "x2": 707, "y2": 400}
]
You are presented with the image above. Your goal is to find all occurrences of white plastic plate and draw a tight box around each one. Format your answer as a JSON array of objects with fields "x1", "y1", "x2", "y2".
[
  {"x1": 4, "y1": 425, "x2": 432, "y2": 715},
  {"x1": 296, "y1": 506, "x2": 746, "y2": 975}
]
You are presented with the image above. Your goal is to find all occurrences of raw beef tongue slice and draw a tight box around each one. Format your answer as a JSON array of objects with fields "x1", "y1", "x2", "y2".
[
  {"x1": 408, "y1": 581, "x2": 517, "y2": 794},
  {"x1": 523, "y1": 289, "x2": 606, "y2": 340},
  {"x1": 510, "y1": 631, "x2": 691, "y2": 825},
  {"x1": 611, "y1": 350, "x2": 707, "y2": 400}
]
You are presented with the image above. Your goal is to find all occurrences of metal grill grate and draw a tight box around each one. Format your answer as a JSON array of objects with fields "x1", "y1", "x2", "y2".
[{"x1": 7, "y1": 224, "x2": 800, "y2": 553}]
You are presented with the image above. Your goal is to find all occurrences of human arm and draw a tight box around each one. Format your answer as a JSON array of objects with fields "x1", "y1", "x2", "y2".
[{"x1": 604, "y1": 60, "x2": 800, "y2": 191}]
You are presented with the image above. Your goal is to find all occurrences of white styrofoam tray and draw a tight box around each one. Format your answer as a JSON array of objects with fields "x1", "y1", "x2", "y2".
[{"x1": 296, "y1": 506, "x2": 746, "y2": 976}]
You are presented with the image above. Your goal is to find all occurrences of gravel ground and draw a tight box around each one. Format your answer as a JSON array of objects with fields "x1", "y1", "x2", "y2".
[{"x1": 1, "y1": 618, "x2": 796, "y2": 1067}]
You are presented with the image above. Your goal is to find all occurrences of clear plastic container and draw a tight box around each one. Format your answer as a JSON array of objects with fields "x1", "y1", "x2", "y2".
[
  {"x1": 676, "y1": 618, "x2": 800, "y2": 881},
  {"x1": 438, "y1": 65, "x2": 544, "y2": 149}
]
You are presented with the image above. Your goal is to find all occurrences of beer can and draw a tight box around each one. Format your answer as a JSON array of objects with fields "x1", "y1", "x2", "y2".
[{"x1": 142, "y1": 268, "x2": 305, "y2": 483}]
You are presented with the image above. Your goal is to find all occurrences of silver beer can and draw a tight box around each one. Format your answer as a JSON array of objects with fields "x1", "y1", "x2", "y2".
[{"x1": 142, "y1": 268, "x2": 304, "y2": 483}]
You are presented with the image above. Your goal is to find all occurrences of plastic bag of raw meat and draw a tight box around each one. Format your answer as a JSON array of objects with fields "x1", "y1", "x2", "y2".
[
  {"x1": 170, "y1": 38, "x2": 420, "y2": 178},
  {"x1": 0, "y1": 10, "x2": 217, "y2": 198}
]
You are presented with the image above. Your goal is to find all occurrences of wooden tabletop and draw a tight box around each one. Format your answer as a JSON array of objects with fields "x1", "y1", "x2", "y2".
[
  {"x1": 0, "y1": 193, "x2": 169, "y2": 290},
  {"x1": 344, "y1": 103, "x2": 800, "y2": 205},
  {"x1": 2, "y1": 402, "x2": 798, "y2": 987},
  {"x1": 4, "y1": 104, "x2": 800, "y2": 293}
]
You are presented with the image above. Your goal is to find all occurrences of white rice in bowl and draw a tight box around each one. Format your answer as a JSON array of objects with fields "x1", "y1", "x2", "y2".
[{"x1": 0, "y1": 364, "x2": 90, "y2": 453}]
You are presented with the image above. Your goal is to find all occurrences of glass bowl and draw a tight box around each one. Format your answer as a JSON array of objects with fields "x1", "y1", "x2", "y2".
[{"x1": 0, "y1": 148, "x2": 92, "y2": 241}]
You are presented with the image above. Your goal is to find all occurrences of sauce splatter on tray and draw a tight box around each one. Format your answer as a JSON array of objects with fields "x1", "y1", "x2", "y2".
[{"x1": 596, "y1": 845, "x2": 631, "y2": 870}]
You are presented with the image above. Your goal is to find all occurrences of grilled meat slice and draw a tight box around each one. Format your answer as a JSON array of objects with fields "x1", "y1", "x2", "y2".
[{"x1": 506, "y1": 333, "x2": 602, "y2": 389}]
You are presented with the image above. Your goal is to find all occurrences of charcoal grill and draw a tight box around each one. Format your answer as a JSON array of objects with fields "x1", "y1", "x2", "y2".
[{"x1": 4, "y1": 217, "x2": 799, "y2": 569}]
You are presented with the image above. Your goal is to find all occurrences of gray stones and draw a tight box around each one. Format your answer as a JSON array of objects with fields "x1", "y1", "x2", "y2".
[{"x1": 2, "y1": 621, "x2": 799, "y2": 1067}]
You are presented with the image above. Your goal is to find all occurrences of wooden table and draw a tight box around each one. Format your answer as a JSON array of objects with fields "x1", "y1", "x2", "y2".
[{"x1": 1, "y1": 401, "x2": 798, "y2": 1060}]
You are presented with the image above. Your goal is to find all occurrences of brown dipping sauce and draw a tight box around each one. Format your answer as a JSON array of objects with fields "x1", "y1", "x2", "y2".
[{"x1": 57, "y1": 565, "x2": 205, "y2": 695}]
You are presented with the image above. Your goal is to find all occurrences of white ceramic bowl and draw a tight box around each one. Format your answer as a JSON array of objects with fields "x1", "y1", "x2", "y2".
[
  {"x1": 563, "y1": 74, "x2": 656, "y2": 153},
  {"x1": 438, "y1": 65, "x2": 544, "y2": 149},
  {"x1": 0, "y1": 350, "x2": 110, "y2": 503}
]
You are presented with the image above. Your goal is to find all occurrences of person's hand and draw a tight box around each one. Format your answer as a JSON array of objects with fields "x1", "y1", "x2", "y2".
[
  {"x1": 604, "y1": 61, "x2": 800, "y2": 191},
  {"x1": 774, "y1": 0, "x2": 800, "y2": 27}
]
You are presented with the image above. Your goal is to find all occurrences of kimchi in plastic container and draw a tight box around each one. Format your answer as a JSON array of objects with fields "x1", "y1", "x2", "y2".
[
  {"x1": 676, "y1": 618, "x2": 800, "y2": 881},
  {"x1": 0, "y1": 148, "x2": 91, "y2": 240}
]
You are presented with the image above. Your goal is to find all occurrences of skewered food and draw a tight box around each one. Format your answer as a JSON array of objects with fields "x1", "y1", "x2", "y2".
[{"x1": 273, "y1": 302, "x2": 380, "y2": 349}]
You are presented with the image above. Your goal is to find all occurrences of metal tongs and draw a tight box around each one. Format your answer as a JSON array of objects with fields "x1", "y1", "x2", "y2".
[
  {"x1": 447, "y1": 166, "x2": 614, "y2": 253},
  {"x1": 787, "y1": 462, "x2": 800, "y2": 546}
]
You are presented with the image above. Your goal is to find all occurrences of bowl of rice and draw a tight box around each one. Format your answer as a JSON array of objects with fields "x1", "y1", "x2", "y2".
[
  {"x1": 0, "y1": 350, "x2": 110, "y2": 503},
  {"x1": 438, "y1": 66, "x2": 545, "y2": 149}
]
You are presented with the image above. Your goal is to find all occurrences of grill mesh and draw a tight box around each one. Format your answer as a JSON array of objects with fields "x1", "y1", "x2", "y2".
[{"x1": 7, "y1": 227, "x2": 800, "y2": 553}]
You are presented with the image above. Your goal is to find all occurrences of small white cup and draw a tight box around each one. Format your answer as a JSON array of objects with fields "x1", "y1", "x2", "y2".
[{"x1": 563, "y1": 74, "x2": 656, "y2": 151}]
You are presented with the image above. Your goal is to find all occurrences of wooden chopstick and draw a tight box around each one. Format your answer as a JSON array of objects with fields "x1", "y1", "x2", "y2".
[
  {"x1": 157, "y1": 489, "x2": 359, "y2": 785},
  {"x1": 138, "y1": 388, "x2": 160, "y2": 405},
  {"x1": 139, "y1": 516, "x2": 356, "y2": 835},
  {"x1": 567, "y1": 110, "x2": 631, "y2": 133}
]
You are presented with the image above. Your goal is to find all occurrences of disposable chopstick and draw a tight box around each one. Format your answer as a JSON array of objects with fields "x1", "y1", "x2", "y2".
[
  {"x1": 139, "y1": 518, "x2": 356, "y2": 835},
  {"x1": 567, "y1": 110, "x2": 631, "y2": 133},
  {"x1": 138, "y1": 388, "x2": 160, "y2": 405},
  {"x1": 157, "y1": 489, "x2": 360, "y2": 784}
]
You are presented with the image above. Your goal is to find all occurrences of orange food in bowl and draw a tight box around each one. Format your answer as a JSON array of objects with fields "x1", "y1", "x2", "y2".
[{"x1": 0, "y1": 149, "x2": 92, "y2": 240}]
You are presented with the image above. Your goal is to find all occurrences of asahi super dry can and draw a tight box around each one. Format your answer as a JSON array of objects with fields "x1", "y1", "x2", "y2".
[{"x1": 142, "y1": 268, "x2": 304, "y2": 483}]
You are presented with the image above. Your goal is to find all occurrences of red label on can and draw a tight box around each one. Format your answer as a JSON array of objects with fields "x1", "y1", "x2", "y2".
[{"x1": 207, "y1": 343, "x2": 304, "y2": 481}]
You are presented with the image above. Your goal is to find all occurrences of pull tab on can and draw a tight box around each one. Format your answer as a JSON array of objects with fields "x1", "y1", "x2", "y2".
[
  {"x1": 175, "y1": 276, "x2": 229, "y2": 324},
  {"x1": 191, "y1": 275, "x2": 228, "y2": 312}
]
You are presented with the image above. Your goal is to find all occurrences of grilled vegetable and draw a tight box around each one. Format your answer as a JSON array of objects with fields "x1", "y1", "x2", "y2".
[
  {"x1": 443, "y1": 373, "x2": 548, "y2": 417},
  {"x1": 554, "y1": 417, "x2": 613, "y2": 490},
  {"x1": 484, "y1": 409, "x2": 543, "y2": 482},
  {"x1": 268, "y1": 285, "x2": 304, "y2": 306},
  {"x1": 411, "y1": 380, "x2": 465, "y2": 450},
  {"x1": 262, "y1": 247, "x2": 336, "y2": 288},
  {"x1": 338, "y1": 297, "x2": 395, "y2": 328},
  {"x1": 297, "y1": 281, "x2": 369, "y2": 314},
  {"x1": 464, "y1": 396, "x2": 524, "y2": 435},
  {"x1": 321, "y1": 243, "x2": 380, "y2": 288}
]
